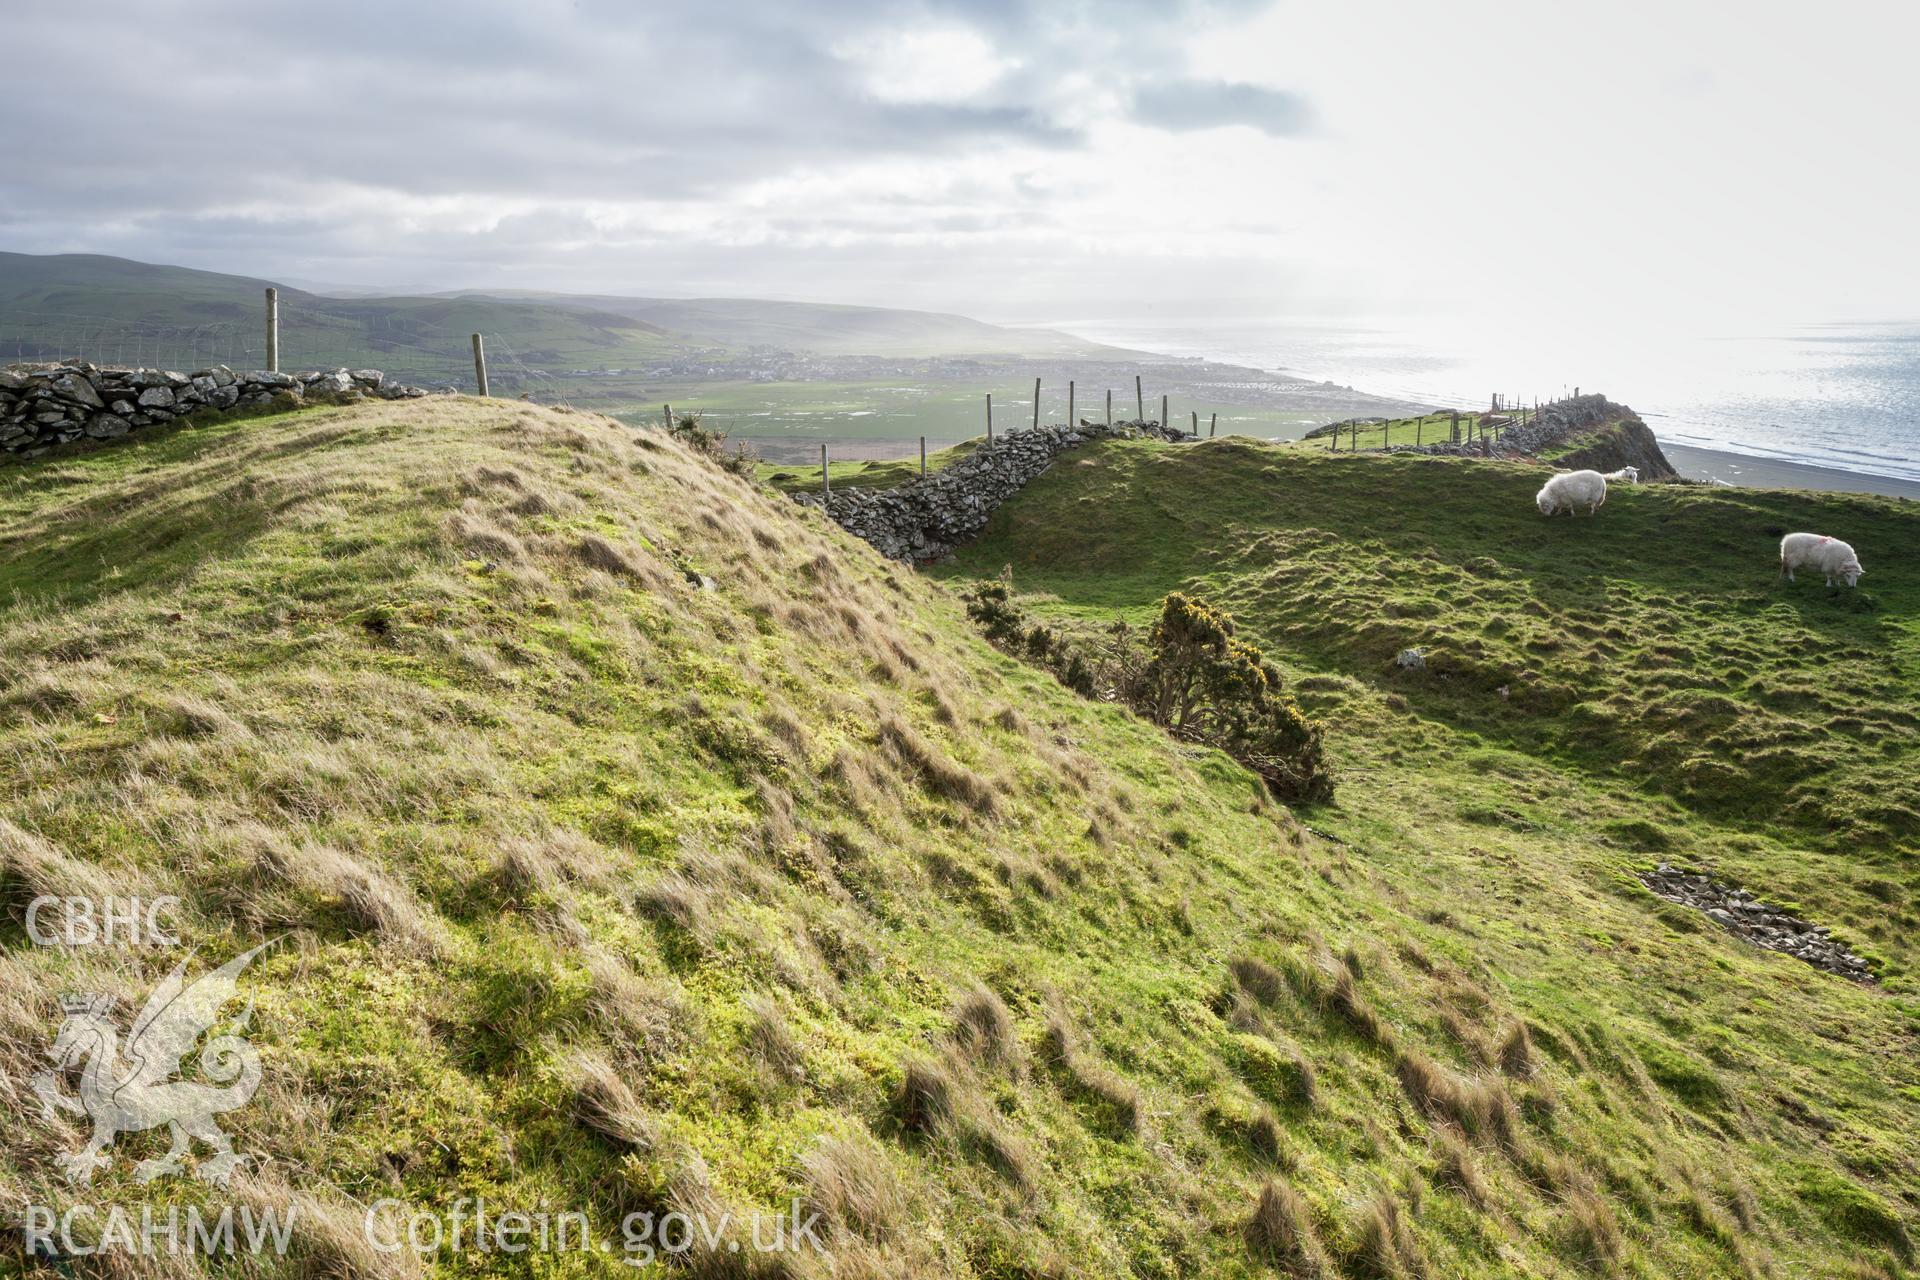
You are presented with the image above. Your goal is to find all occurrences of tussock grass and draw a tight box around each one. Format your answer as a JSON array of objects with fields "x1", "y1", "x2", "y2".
[
  {"x1": 950, "y1": 987, "x2": 1018, "y2": 1068},
  {"x1": 1432, "y1": 1126, "x2": 1489, "y2": 1209},
  {"x1": 1561, "y1": 1189, "x2": 1626, "y2": 1273},
  {"x1": 1038, "y1": 1004, "x2": 1142, "y2": 1137},
  {"x1": 1499, "y1": 1021, "x2": 1537, "y2": 1078},
  {"x1": 744, "y1": 991, "x2": 805, "y2": 1085},
  {"x1": 1325, "y1": 955, "x2": 1389, "y2": 1047},
  {"x1": 877, "y1": 711, "x2": 998, "y2": 815},
  {"x1": 283, "y1": 841, "x2": 444, "y2": 953},
  {"x1": 1350, "y1": 1189, "x2": 1428, "y2": 1279},
  {"x1": 1231, "y1": 954, "x2": 1289, "y2": 1005},
  {"x1": 247, "y1": 1182, "x2": 427, "y2": 1280},
  {"x1": 0, "y1": 815, "x2": 115, "y2": 908},
  {"x1": 1, "y1": 400, "x2": 1914, "y2": 1278},
  {"x1": 566, "y1": 1048, "x2": 656, "y2": 1150},
  {"x1": 894, "y1": 1055, "x2": 957, "y2": 1135},
  {"x1": 1246, "y1": 1178, "x2": 1328, "y2": 1275},
  {"x1": 799, "y1": 1132, "x2": 910, "y2": 1248}
]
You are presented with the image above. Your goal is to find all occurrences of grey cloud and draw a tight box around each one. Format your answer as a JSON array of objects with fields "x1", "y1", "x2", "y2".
[
  {"x1": 1132, "y1": 81, "x2": 1313, "y2": 135},
  {"x1": 0, "y1": 0, "x2": 1306, "y2": 289}
]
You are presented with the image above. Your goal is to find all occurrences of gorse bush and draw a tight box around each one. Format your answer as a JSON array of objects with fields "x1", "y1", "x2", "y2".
[
  {"x1": 668, "y1": 409, "x2": 755, "y2": 475},
  {"x1": 1138, "y1": 593, "x2": 1333, "y2": 803},
  {"x1": 965, "y1": 583, "x2": 1332, "y2": 802}
]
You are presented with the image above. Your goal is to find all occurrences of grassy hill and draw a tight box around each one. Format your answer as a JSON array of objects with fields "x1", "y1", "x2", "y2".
[
  {"x1": 451, "y1": 292, "x2": 1123, "y2": 359},
  {"x1": 1, "y1": 403, "x2": 1915, "y2": 1278},
  {"x1": 929, "y1": 438, "x2": 1920, "y2": 1270},
  {"x1": 0, "y1": 253, "x2": 1115, "y2": 379}
]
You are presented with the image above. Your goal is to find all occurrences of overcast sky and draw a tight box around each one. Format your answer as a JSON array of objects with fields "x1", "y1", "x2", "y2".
[{"x1": 4, "y1": 0, "x2": 1917, "y2": 330}]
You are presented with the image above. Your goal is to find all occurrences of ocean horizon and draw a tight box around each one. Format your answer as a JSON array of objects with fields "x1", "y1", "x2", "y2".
[{"x1": 1036, "y1": 314, "x2": 1920, "y2": 485}]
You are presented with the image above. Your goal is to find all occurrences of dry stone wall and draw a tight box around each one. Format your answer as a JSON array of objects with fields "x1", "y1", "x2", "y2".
[
  {"x1": 797, "y1": 418, "x2": 1192, "y2": 561},
  {"x1": 0, "y1": 362, "x2": 431, "y2": 459}
]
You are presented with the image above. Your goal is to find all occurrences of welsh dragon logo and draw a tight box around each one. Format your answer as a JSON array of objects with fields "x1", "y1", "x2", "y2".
[{"x1": 31, "y1": 943, "x2": 271, "y2": 1186}]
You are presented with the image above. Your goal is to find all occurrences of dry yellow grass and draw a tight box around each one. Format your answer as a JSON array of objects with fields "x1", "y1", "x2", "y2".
[{"x1": 0, "y1": 398, "x2": 1911, "y2": 1278}]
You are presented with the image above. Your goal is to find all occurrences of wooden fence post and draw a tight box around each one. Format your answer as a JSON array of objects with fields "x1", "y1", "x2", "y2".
[
  {"x1": 471, "y1": 333, "x2": 489, "y2": 397},
  {"x1": 1032, "y1": 377, "x2": 1041, "y2": 432},
  {"x1": 1209, "y1": 412, "x2": 1217, "y2": 438},
  {"x1": 264, "y1": 288, "x2": 279, "y2": 373},
  {"x1": 1068, "y1": 379, "x2": 1075, "y2": 428},
  {"x1": 1135, "y1": 375, "x2": 1144, "y2": 422},
  {"x1": 1191, "y1": 410, "x2": 1198, "y2": 434},
  {"x1": 1383, "y1": 420, "x2": 1390, "y2": 449},
  {"x1": 1416, "y1": 416, "x2": 1423, "y2": 446},
  {"x1": 1106, "y1": 388, "x2": 1112, "y2": 425},
  {"x1": 986, "y1": 393, "x2": 994, "y2": 441},
  {"x1": 663, "y1": 403, "x2": 672, "y2": 429},
  {"x1": 821, "y1": 444, "x2": 830, "y2": 500},
  {"x1": 1160, "y1": 393, "x2": 1168, "y2": 430},
  {"x1": 919, "y1": 435, "x2": 927, "y2": 477}
]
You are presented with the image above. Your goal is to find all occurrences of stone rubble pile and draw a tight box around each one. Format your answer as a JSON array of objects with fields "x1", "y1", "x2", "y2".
[
  {"x1": 796, "y1": 418, "x2": 1192, "y2": 561},
  {"x1": 0, "y1": 362, "x2": 432, "y2": 458},
  {"x1": 1639, "y1": 864, "x2": 1874, "y2": 982}
]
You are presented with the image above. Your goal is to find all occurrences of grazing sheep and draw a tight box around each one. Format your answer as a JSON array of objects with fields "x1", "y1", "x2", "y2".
[
  {"x1": 1779, "y1": 533, "x2": 1865, "y2": 587},
  {"x1": 1602, "y1": 467, "x2": 1640, "y2": 484},
  {"x1": 1536, "y1": 469, "x2": 1608, "y2": 517}
]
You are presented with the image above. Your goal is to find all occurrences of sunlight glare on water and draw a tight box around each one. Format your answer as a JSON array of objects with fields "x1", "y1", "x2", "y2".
[{"x1": 1042, "y1": 312, "x2": 1920, "y2": 483}]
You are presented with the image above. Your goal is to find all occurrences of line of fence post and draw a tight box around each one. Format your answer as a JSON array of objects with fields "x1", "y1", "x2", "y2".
[
  {"x1": 471, "y1": 333, "x2": 489, "y2": 397},
  {"x1": 264, "y1": 288, "x2": 279, "y2": 373},
  {"x1": 1031, "y1": 377, "x2": 1041, "y2": 432}
]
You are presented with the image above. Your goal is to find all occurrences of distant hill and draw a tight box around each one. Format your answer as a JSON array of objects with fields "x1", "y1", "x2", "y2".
[
  {"x1": 444, "y1": 289, "x2": 1126, "y2": 358},
  {"x1": 0, "y1": 252, "x2": 1120, "y2": 378}
]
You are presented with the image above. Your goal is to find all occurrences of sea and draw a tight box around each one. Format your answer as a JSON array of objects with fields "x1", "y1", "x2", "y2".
[{"x1": 1035, "y1": 315, "x2": 1920, "y2": 486}]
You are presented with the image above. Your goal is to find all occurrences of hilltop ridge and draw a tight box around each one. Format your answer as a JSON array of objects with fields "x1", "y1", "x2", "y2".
[{"x1": 0, "y1": 251, "x2": 1117, "y2": 362}]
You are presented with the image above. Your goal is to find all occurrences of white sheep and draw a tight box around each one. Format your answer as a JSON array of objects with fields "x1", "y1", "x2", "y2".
[
  {"x1": 1779, "y1": 532, "x2": 1865, "y2": 587},
  {"x1": 1536, "y1": 469, "x2": 1608, "y2": 516},
  {"x1": 1603, "y1": 466, "x2": 1639, "y2": 484}
]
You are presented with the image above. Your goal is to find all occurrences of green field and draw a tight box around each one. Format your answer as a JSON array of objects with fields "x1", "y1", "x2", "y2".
[
  {"x1": 756, "y1": 437, "x2": 983, "y2": 492},
  {"x1": 1293, "y1": 411, "x2": 1511, "y2": 452},
  {"x1": 613, "y1": 377, "x2": 1336, "y2": 454}
]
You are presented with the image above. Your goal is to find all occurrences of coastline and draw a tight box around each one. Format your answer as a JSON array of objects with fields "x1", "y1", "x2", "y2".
[{"x1": 1662, "y1": 443, "x2": 1920, "y2": 500}]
